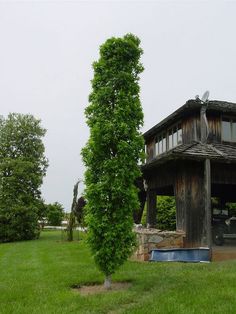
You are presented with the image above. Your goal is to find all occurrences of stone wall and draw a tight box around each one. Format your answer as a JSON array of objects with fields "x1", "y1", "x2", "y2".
[{"x1": 132, "y1": 227, "x2": 185, "y2": 261}]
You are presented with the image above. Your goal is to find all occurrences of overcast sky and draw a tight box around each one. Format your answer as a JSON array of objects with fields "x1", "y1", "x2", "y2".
[{"x1": 1, "y1": 0, "x2": 236, "y2": 211}]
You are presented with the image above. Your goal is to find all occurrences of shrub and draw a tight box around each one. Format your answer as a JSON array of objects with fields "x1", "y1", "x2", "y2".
[
  {"x1": 0, "y1": 205, "x2": 40, "y2": 242},
  {"x1": 157, "y1": 196, "x2": 176, "y2": 231},
  {"x1": 141, "y1": 196, "x2": 176, "y2": 231}
]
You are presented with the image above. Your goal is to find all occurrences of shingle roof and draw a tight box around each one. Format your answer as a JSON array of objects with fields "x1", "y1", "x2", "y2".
[
  {"x1": 143, "y1": 99, "x2": 236, "y2": 140},
  {"x1": 142, "y1": 142, "x2": 236, "y2": 170},
  {"x1": 174, "y1": 142, "x2": 236, "y2": 160}
]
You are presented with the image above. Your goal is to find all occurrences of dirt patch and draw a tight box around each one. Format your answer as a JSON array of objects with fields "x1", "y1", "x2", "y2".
[
  {"x1": 72, "y1": 282, "x2": 132, "y2": 296},
  {"x1": 212, "y1": 245, "x2": 236, "y2": 261}
]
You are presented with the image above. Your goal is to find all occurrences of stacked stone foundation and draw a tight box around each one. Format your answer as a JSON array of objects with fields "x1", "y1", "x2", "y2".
[{"x1": 132, "y1": 227, "x2": 185, "y2": 261}]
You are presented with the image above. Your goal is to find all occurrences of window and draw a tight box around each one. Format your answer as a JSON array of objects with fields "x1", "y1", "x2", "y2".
[
  {"x1": 222, "y1": 118, "x2": 236, "y2": 142},
  {"x1": 155, "y1": 123, "x2": 182, "y2": 156},
  {"x1": 177, "y1": 124, "x2": 182, "y2": 144},
  {"x1": 167, "y1": 124, "x2": 182, "y2": 150},
  {"x1": 168, "y1": 130, "x2": 173, "y2": 150},
  {"x1": 155, "y1": 133, "x2": 166, "y2": 156}
]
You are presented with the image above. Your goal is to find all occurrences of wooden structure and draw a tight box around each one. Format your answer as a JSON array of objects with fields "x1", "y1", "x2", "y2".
[{"x1": 141, "y1": 98, "x2": 236, "y2": 252}]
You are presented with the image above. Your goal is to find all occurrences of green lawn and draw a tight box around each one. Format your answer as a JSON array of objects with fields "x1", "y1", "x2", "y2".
[{"x1": 0, "y1": 231, "x2": 236, "y2": 314}]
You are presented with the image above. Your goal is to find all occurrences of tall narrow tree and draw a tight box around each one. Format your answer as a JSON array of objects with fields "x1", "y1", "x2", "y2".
[
  {"x1": 82, "y1": 34, "x2": 144, "y2": 289},
  {"x1": 67, "y1": 180, "x2": 80, "y2": 241}
]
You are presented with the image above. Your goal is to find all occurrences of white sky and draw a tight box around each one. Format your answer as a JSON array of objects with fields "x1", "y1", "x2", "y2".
[{"x1": 1, "y1": 0, "x2": 236, "y2": 211}]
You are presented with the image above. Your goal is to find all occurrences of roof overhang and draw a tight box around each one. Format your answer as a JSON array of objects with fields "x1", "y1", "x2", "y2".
[
  {"x1": 142, "y1": 142, "x2": 236, "y2": 172},
  {"x1": 143, "y1": 99, "x2": 236, "y2": 141}
]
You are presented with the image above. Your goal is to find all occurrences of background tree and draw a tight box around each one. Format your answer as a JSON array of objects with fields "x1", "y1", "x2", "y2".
[
  {"x1": 82, "y1": 34, "x2": 144, "y2": 289},
  {"x1": 74, "y1": 196, "x2": 86, "y2": 227},
  {"x1": 36, "y1": 199, "x2": 48, "y2": 229},
  {"x1": 46, "y1": 202, "x2": 64, "y2": 226},
  {"x1": 67, "y1": 180, "x2": 80, "y2": 241},
  {"x1": 0, "y1": 113, "x2": 48, "y2": 242}
]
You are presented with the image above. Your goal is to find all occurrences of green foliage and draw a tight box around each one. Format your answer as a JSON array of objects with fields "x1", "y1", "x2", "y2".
[
  {"x1": 226, "y1": 203, "x2": 236, "y2": 216},
  {"x1": 46, "y1": 202, "x2": 64, "y2": 226},
  {"x1": 141, "y1": 196, "x2": 176, "y2": 231},
  {"x1": 82, "y1": 34, "x2": 144, "y2": 277},
  {"x1": 2, "y1": 231, "x2": 236, "y2": 313},
  {"x1": 0, "y1": 113, "x2": 48, "y2": 242},
  {"x1": 212, "y1": 198, "x2": 236, "y2": 217},
  {"x1": 67, "y1": 180, "x2": 80, "y2": 241},
  {"x1": 157, "y1": 196, "x2": 176, "y2": 231},
  {"x1": 74, "y1": 196, "x2": 86, "y2": 226},
  {"x1": 0, "y1": 205, "x2": 40, "y2": 242}
]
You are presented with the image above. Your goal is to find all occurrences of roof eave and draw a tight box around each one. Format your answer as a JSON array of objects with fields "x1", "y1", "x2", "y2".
[{"x1": 143, "y1": 99, "x2": 201, "y2": 141}]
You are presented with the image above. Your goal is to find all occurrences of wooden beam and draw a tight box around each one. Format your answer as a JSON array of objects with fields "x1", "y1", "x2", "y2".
[
  {"x1": 133, "y1": 190, "x2": 146, "y2": 224},
  {"x1": 146, "y1": 189, "x2": 157, "y2": 228},
  {"x1": 204, "y1": 158, "x2": 212, "y2": 256},
  {"x1": 174, "y1": 161, "x2": 206, "y2": 247},
  {"x1": 200, "y1": 105, "x2": 208, "y2": 143}
]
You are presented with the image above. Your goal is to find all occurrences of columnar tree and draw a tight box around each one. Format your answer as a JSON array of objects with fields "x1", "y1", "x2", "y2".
[
  {"x1": 67, "y1": 180, "x2": 80, "y2": 241},
  {"x1": 0, "y1": 113, "x2": 48, "y2": 242},
  {"x1": 82, "y1": 34, "x2": 144, "y2": 289}
]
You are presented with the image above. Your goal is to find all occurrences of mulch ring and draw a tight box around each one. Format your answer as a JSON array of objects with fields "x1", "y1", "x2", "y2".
[{"x1": 71, "y1": 281, "x2": 132, "y2": 296}]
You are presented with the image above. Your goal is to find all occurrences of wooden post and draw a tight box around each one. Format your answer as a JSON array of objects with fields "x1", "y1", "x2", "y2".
[
  {"x1": 200, "y1": 105, "x2": 209, "y2": 143},
  {"x1": 174, "y1": 172, "x2": 186, "y2": 233},
  {"x1": 146, "y1": 189, "x2": 157, "y2": 228},
  {"x1": 204, "y1": 158, "x2": 212, "y2": 257},
  {"x1": 175, "y1": 162, "x2": 206, "y2": 247}
]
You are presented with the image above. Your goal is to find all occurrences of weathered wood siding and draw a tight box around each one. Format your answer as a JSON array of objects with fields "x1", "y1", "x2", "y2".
[
  {"x1": 144, "y1": 162, "x2": 175, "y2": 190},
  {"x1": 212, "y1": 163, "x2": 236, "y2": 185},
  {"x1": 174, "y1": 171, "x2": 185, "y2": 232},
  {"x1": 146, "y1": 189, "x2": 157, "y2": 227},
  {"x1": 182, "y1": 115, "x2": 200, "y2": 144},
  {"x1": 174, "y1": 161, "x2": 207, "y2": 247},
  {"x1": 207, "y1": 114, "x2": 221, "y2": 143},
  {"x1": 146, "y1": 138, "x2": 155, "y2": 162},
  {"x1": 145, "y1": 160, "x2": 208, "y2": 247}
]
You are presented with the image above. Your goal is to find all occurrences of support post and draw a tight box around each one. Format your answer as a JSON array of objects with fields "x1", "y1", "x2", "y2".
[
  {"x1": 200, "y1": 105, "x2": 209, "y2": 143},
  {"x1": 204, "y1": 158, "x2": 212, "y2": 257},
  {"x1": 146, "y1": 189, "x2": 157, "y2": 228}
]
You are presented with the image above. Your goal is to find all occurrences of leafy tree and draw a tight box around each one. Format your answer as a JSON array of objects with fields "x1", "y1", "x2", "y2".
[
  {"x1": 0, "y1": 113, "x2": 48, "y2": 242},
  {"x1": 82, "y1": 34, "x2": 144, "y2": 289},
  {"x1": 46, "y1": 202, "x2": 64, "y2": 226},
  {"x1": 35, "y1": 199, "x2": 48, "y2": 228}
]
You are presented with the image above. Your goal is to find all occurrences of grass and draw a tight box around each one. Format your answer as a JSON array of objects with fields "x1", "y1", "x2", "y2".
[{"x1": 1, "y1": 231, "x2": 236, "y2": 314}]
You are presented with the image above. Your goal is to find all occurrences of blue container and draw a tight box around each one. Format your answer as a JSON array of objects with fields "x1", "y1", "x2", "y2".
[{"x1": 150, "y1": 248, "x2": 210, "y2": 263}]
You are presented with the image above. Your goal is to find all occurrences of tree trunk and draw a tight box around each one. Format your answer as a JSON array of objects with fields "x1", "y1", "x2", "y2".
[
  {"x1": 104, "y1": 275, "x2": 112, "y2": 290},
  {"x1": 67, "y1": 212, "x2": 74, "y2": 241}
]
